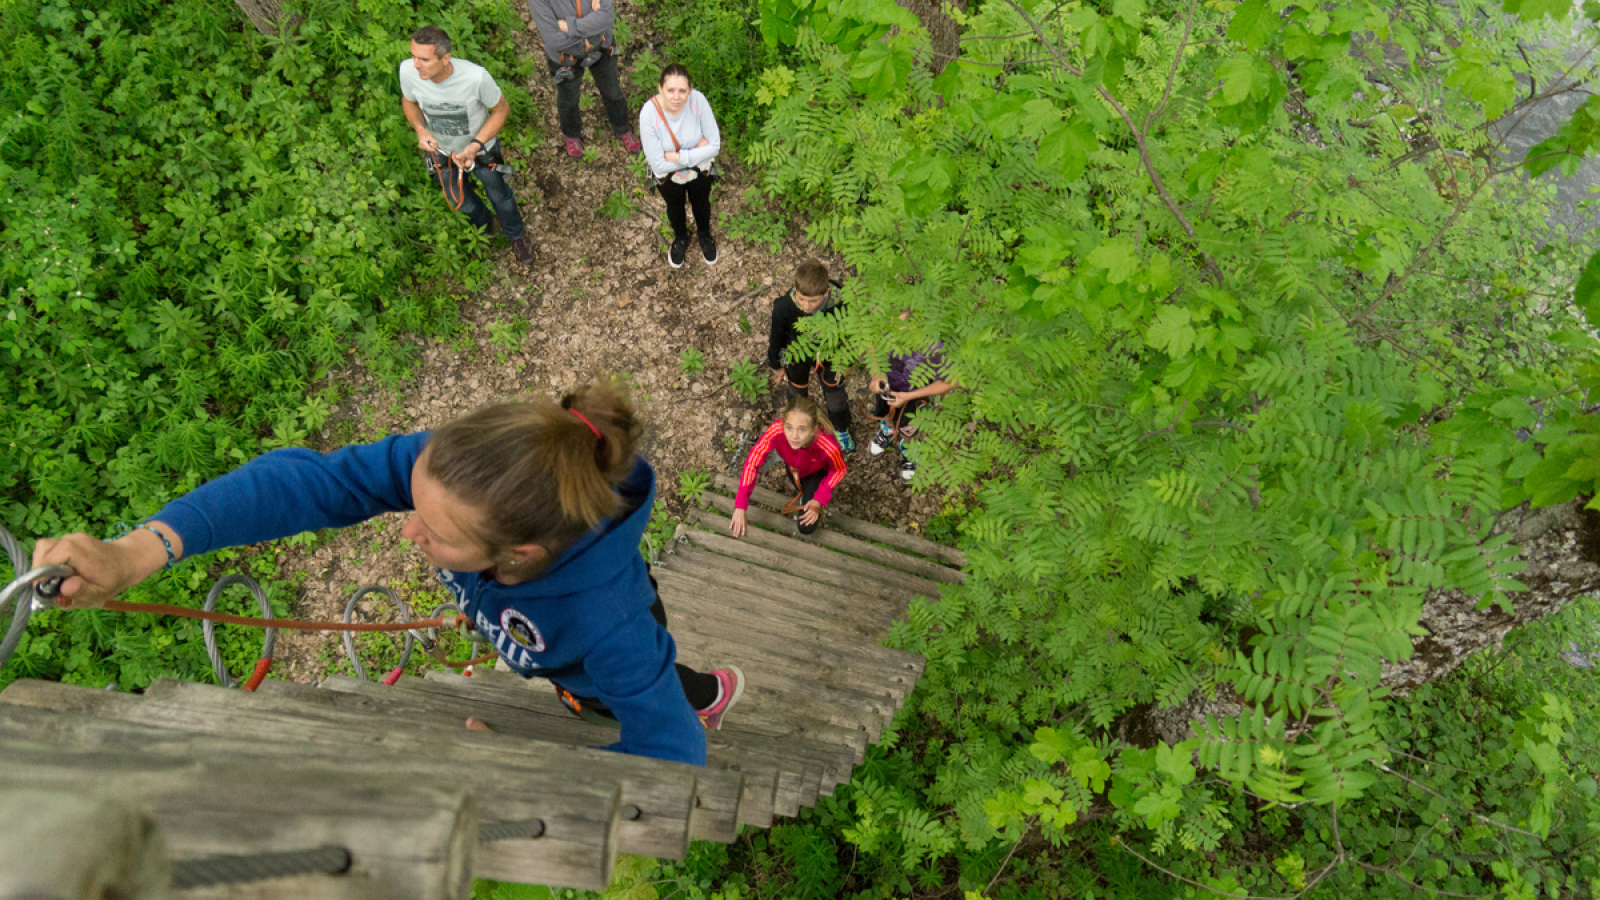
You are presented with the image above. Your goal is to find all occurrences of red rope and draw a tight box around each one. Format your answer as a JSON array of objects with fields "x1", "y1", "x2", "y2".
[
  {"x1": 241, "y1": 658, "x2": 273, "y2": 691},
  {"x1": 100, "y1": 599, "x2": 445, "y2": 632}
]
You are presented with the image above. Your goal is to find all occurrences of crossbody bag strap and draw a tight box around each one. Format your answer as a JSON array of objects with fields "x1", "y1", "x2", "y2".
[{"x1": 650, "y1": 96, "x2": 681, "y2": 152}]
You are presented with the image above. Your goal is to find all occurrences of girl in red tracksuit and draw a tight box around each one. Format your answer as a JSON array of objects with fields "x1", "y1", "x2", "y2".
[{"x1": 731, "y1": 395, "x2": 847, "y2": 537}]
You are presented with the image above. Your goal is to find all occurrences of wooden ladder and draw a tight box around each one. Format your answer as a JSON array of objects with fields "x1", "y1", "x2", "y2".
[{"x1": 0, "y1": 474, "x2": 963, "y2": 900}]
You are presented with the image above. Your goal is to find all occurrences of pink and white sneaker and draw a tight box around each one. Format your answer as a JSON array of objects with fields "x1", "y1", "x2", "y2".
[{"x1": 697, "y1": 665, "x2": 746, "y2": 730}]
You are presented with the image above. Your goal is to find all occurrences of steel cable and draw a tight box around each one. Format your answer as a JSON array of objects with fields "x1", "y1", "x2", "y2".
[
  {"x1": 343, "y1": 585, "x2": 415, "y2": 681},
  {"x1": 170, "y1": 846, "x2": 352, "y2": 889},
  {"x1": 202, "y1": 574, "x2": 278, "y2": 689},
  {"x1": 0, "y1": 526, "x2": 33, "y2": 667}
]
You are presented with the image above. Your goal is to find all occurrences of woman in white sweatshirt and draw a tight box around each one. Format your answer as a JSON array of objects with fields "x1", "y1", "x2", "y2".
[{"x1": 640, "y1": 65, "x2": 721, "y2": 268}]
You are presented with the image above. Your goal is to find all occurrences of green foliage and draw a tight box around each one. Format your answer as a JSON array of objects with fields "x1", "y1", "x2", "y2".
[
  {"x1": 1, "y1": 0, "x2": 524, "y2": 689},
  {"x1": 721, "y1": 188, "x2": 789, "y2": 253},
  {"x1": 487, "y1": 319, "x2": 531, "y2": 363},
  {"x1": 679, "y1": 346, "x2": 707, "y2": 377},
  {"x1": 728, "y1": 0, "x2": 1600, "y2": 893},
  {"x1": 640, "y1": 499, "x2": 675, "y2": 563},
  {"x1": 600, "y1": 188, "x2": 641, "y2": 220},
  {"x1": 678, "y1": 469, "x2": 711, "y2": 504},
  {"x1": 729, "y1": 359, "x2": 768, "y2": 402}
]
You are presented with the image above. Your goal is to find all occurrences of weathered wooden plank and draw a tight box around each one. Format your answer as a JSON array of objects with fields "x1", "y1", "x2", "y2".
[
  {"x1": 676, "y1": 523, "x2": 938, "y2": 605},
  {"x1": 133, "y1": 678, "x2": 719, "y2": 854},
  {"x1": 687, "y1": 509, "x2": 948, "y2": 599},
  {"x1": 0, "y1": 740, "x2": 475, "y2": 900},
  {"x1": 653, "y1": 578, "x2": 926, "y2": 689},
  {"x1": 412, "y1": 671, "x2": 854, "y2": 798},
  {"x1": 669, "y1": 622, "x2": 910, "y2": 709},
  {"x1": 0, "y1": 680, "x2": 725, "y2": 856},
  {"x1": 0, "y1": 787, "x2": 168, "y2": 900},
  {"x1": 700, "y1": 492, "x2": 965, "y2": 585},
  {"x1": 0, "y1": 700, "x2": 620, "y2": 891},
  {"x1": 175, "y1": 873, "x2": 388, "y2": 899},
  {"x1": 711, "y1": 473, "x2": 967, "y2": 567},
  {"x1": 653, "y1": 567, "x2": 886, "y2": 643},
  {"x1": 658, "y1": 545, "x2": 912, "y2": 634},
  {"x1": 265, "y1": 677, "x2": 799, "y2": 824}
]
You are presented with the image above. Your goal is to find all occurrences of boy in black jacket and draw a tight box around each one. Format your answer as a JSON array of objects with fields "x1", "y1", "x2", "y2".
[{"x1": 767, "y1": 259, "x2": 854, "y2": 452}]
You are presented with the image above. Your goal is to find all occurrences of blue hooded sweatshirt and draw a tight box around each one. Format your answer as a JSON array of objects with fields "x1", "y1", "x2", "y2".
[{"x1": 152, "y1": 432, "x2": 708, "y2": 765}]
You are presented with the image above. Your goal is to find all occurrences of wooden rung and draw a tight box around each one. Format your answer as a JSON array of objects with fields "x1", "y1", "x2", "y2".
[
  {"x1": 657, "y1": 546, "x2": 912, "y2": 633},
  {"x1": 0, "y1": 699, "x2": 622, "y2": 891},
  {"x1": 406, "y1": 672, "x2": 851, "y2": 804},
  {"x1": 652, "y1": 579, "x2": 926, "y2": 684},
  {"x1": 710, "y1": 473, "x2": 967, "y2": 567},
  {"x1": 699, "y1": 492, "x2": 965, "y2": 585},
  {"x1": 0, "y1": 786, "x2": 168, "y2": 900},
  {"x1": 686, "y1": 508, "x2": 948, "y2": 598},
  {"x1": 0, "y1": 680, "x2": 728, "y2": 858},
  {"x1": 652, "y1": 566, "x2": 889, "y2": 642},
  {"x1": 276, "y1": 677, "x2": 791, "y2": 829},
  {"x1": 676, "y1": 523, "x2": 939, "y2": 603},
  {"x1": 0, "y1": 740, "x2": 476, "y2": 900}
]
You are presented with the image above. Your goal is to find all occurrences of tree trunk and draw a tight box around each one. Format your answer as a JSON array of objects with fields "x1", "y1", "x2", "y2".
[
  {"x1": 234, "y1": 0, "x2": 282, "y2": 36},
  {"x1": 895, "y1": 0, "x2": 964, "y2": 74}
]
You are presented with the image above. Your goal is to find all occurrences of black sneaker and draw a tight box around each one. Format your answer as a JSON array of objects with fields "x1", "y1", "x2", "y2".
[
  {"x1": 669, "y1": 235, "x2": 688, "y2": 268},
  {"x1": 700, "y1": 232, "x2": 718, "y2": 265}
]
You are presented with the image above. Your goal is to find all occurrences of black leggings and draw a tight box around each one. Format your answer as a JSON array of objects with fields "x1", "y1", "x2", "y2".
[
  {"x1": 560, "y1": 570, "x2": 720, "y2": 719},
  {"x1": 789, "y1": 466, "x2": 827, "y2": 536},
  {"x1": 656, "y1": 174, "x2": 714, "y2": 242}
]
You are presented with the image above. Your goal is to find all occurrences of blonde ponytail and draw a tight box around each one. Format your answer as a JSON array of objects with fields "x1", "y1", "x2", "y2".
[{"x1": 425, "y1": 376, "x2": 643, "y2": 556}]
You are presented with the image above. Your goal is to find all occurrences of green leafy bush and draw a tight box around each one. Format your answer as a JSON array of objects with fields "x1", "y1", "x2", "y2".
[{"x1": 1, "y1": 0, "x2": 527, "y2": 688}]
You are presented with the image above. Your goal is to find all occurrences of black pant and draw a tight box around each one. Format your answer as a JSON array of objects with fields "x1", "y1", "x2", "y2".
[
  {"x1": 561, "y1": 570, "x2": 720, "y2": 719},
  {"x1": 784, "y1": 359, "x2": 851, "y2": 432},
  {"x1": 789, "y1": 467, "x2": 826, "y2": 535},
  {"x1": 656, "y1": 175, "x2": 714, "y2": 243},
  {"x1": 547, "y1": 54, "x2": 631, "y2": 139}
]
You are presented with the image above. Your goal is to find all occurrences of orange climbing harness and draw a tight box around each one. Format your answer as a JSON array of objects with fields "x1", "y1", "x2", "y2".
[{"x1": 427, "y1": 149, "x2": 471, "y2": 211}]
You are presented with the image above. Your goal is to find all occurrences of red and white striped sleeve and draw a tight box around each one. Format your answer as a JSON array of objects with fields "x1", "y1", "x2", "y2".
[{"x1": 735, "y1": 422, "x2": 784, "y2": 510}]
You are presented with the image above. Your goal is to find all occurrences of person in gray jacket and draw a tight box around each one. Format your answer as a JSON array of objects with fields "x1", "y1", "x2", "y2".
[{"x1": 526, "y1": 0, "x2": 641, "y2": 158}]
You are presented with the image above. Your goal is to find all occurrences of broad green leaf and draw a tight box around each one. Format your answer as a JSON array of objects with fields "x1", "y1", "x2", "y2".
[
  {"x1": 1227, "y1": 0, "x2": 1274, "y2": 50},
  {"x1": 1087, "y1": 238, "x2": 1138, "y2": 284},
  {"x1": 1217, "y1": 54, "x2": 1257, "y2": 105}
]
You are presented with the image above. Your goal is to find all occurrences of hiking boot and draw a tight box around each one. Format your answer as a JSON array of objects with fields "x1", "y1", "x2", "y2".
[
  {"x1": 835, "y1": 430, "x2": 856, "y2": 454},
  {"x1": 900, "y1": 444, "x2": 917, "y2": 481},
  {"x1": 700, "y1": 232, "x2": 718, "y2": 265},
  {"x1": 618, "y1": 131, "x2": 642, "y2": 153},
  {"x1": 510, "y1": 236, "x2": 534, "y2": 265},
  {"x1": 698, "y1": 665, "x2": 745, "y2": 730},
  {"x1": 669, "y1": 235, "x2": 688, "y2": 268},
  {"x1": 869, "y1": 421, "x2": 894, "y2": 456},
  {"x1": 565, "y1": 137, "x2": 584, "y2": 158}
]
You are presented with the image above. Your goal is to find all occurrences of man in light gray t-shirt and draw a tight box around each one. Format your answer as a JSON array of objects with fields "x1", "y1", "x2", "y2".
[{"x1": 400, "y1": 25, "x2": 532, "y2": 265}]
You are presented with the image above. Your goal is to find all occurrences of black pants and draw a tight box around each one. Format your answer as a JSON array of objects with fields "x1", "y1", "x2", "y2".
[
  {"x1": 547, "y1": 54, "x2": 631, "y2": 139},
  {"x1": 789, "y1": 467, "x2": 826, "y2": 535},
  {"x1": 656, "y1": 174, "x2": 714, "y2": 243},
  {"x1": 784, "y1": 359, "x2": 851, "y2": 432},
  {"x1": 560, "y1": 570, "x2": 720, "y2": 720}
]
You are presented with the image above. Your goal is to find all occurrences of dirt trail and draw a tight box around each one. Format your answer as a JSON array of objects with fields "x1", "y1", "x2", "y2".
[{"x1": 263, "y1": 7, "x2": 947, "y2": 681}]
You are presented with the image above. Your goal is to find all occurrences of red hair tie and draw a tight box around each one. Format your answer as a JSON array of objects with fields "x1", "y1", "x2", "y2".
[{"x1": 570, "y1": 409, "x2": 603, "y2": 440}]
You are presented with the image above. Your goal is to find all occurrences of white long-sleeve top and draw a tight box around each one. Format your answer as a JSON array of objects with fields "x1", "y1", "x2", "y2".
[{"x1": 639, "y1": 90, "x2": 721, "y2": 179}]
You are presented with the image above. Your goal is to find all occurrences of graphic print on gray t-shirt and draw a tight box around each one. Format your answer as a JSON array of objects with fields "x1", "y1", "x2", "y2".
[{"x1": 426, "y1": 102, "x2": 471, "y2": 138}]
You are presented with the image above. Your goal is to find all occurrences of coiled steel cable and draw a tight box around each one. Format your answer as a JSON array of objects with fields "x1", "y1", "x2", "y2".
[
  {"x1": 0, "y1": 526, "x2": 34, "y2": 667},
  {"x1": 170, "y1": 846, "x2": 352, "y2": 889},
  {"x1": 202, "y1": 574, "x2": 278, "y2": 689},
  {"x1": 342, "y1": 585, "x2": 415, "y2": 681}
]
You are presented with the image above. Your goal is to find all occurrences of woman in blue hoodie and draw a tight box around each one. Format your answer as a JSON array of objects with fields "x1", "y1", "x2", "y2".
[{"x1": 32, "y1": 378, "x2": 742, "y2": 766}]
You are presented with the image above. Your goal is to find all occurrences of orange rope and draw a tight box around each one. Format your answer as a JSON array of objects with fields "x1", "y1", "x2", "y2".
[
  {"x1": 431, "y1": 150, "x2": 468, "y2": 211},
  {"x1": 446, "y1": 652, "x2": 499, "y2": 670},
  {"x1": 101, "y1": 599, "x2": 445, "y2": 632}
]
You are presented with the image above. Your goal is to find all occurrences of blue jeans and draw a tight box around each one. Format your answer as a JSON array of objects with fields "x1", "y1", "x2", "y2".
[
  {"x1": 457, "y1": 155, "x2": 525, "y2": 240},
  {"x1": 547, "y1": 54, "x2": 632, "y2": 139}
]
